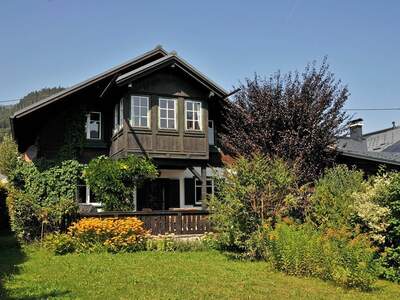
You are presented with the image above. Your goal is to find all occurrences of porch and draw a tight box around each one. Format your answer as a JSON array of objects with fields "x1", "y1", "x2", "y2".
[{"x1": 80, "y1": 210, "x2": 212, "y2": 235}]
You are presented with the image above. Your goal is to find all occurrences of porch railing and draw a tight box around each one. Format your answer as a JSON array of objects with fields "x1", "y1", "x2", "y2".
[{"x1": 79, "y1": 210, "x2": 212, "y2": 235}]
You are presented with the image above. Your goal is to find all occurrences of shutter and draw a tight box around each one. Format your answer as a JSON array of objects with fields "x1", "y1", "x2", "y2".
[{"x1": 184, "y1": 178, "x2": 195, "y2": 205}]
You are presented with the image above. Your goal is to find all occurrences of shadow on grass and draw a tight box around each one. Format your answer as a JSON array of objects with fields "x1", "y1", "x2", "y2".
[
  {"x1": 0, "y1": 231, "x2": 26, "y2": 299},
  {"x1": 0, "y1": 231, "x2": 71, "y2": 299}
]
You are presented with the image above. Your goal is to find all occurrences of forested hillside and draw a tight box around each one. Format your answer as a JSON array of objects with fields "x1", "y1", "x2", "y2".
[{"x1": 0, "y1": 87, "x2": 64, "y2": 141}]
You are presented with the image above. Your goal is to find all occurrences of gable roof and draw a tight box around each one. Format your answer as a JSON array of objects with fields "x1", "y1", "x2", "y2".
[
  {"x1": 116, "y1": 53, "x2": 229, "y2": 97},
  {"x1": 11, "y1": 46, "x2": 169, "y2": 119},
  {"x1": 338, "y1": 148, "x2": 400, "y2": 166}
]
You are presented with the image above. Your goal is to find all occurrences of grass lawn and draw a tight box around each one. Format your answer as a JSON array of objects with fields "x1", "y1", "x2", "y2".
[{"x1": 1, "y1": 234, "x2": 400, "y2": 299}]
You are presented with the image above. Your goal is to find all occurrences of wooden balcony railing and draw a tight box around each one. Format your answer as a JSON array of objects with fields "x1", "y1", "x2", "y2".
[{"x1": 79, "y1": 210, "x2": 212, "y2": 235}]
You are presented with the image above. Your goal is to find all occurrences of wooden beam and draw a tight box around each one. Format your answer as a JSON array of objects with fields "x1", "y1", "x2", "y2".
[{"x1": 188, "y1": 166, "x2": 202, "y2": 182}]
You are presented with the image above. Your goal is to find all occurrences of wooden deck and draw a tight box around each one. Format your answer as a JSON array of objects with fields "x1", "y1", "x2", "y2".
[{"x1": 79, "y1": 210, "x2": 212, "y2": 235}]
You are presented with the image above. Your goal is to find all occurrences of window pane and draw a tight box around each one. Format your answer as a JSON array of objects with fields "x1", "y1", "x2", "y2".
[
  {"x1": 160, "y1": 110, "x2": 167, "y2": 118},
  {"x1": 91, "y1": 113, "x2": 100, "y2": 121},
  {"x1": 77, "y1": 185, "x2": 86, "y2": 203},
  {"x1": 140, "y1": 107, "x2": 147, "y2": 117},
  {"x1": 160, "y1": 119, "x2": 167, "y2": 128},
  {"x1": 167, "y1": 100, "x2": 174, "y2": 109},
  {"x1": 140, "y1": 98, "x2": 147, "y2": 107},
  {"x1": 134, "y1": 117, "x2": 140, "y2": 126},
  {"x1": 187, "y1": 121, "x2": 193, "y2": 129},
  {"x1": 194, "y1": 121, "x2": 200, "y2": 130},
  {"x1": 134, "y1": 107, "x2": 140, "y2": 116},
  {"x1": 194, "y1": 112, "x2": 199, "y2": 121},
  {"x1": 160, "y1": 100, "x2": 166, "y2": 109},
  {"x1": 187, "y1": 111, "x2": 193, "y2": 120},
  {"x1": 168, "y1": 120, "x2": 174, "y2": 129},
  {"x1": 134, "y1": 97, "x2": 140, "y2": 106},
  {"x1": 141, "y1": 118, "x2": 147, "y2": 127},
  {"x1": 194, "y1": 102, "x2": 200, "y2": 111},
  {"x1": 196, "y1": 187, "x2": 201, "y2": 202},
  {"x1": 187, "y1": 101, "x2": 193, "y2": 111},
  {"x1": 168, "y1": 110, "x2": 174, "y2": 119}
]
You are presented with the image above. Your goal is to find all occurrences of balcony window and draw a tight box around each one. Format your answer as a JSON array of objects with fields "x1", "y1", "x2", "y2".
[
  {"x1": 159, "y1": 98, "x2": 176, "y2": 130},
  {"x1": 131, "y1": 96, "x2": 150, "y2": 128},
  {"x1": 185, "y1": 100, "x2": 201, "y2": 131}
]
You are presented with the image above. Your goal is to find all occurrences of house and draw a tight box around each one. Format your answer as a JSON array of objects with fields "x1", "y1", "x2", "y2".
[
  {"x1": 10, "y1": 46, "x2": 229, "y2": 212},
  {"x1": 337, "y1": 119, "x2": 400, "y2": 173}
]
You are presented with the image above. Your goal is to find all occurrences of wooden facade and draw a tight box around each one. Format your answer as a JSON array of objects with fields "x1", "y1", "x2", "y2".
[{"x1": 11, "y1": 46, "x2": 228, "y2": 214}]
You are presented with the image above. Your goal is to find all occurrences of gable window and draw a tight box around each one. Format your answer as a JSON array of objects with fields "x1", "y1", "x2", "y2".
[
  {"x1": 159, "y1": 98, "x2": 176, "y2": 130},
  {"x1": 131, "y1": 96, "x2": 150, "y2": 128},
  {"x1": 86, "y1": 112, "x2": 101, "y2": 140},
  {"x1": 185, "y1": 100, "x2": 201, "y2": 131},
  {"x1": 195, "y1": 178, "x2": 214, "y2": 204}
]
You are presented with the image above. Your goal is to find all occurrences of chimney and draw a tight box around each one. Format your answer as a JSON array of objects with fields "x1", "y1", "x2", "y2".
[{"x1": 349, "y1": 118, "x2": 363, "y2": 140}]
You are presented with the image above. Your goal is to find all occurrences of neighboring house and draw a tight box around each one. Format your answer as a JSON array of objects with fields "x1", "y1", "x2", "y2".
[
  {"x1": 337, "y1": 119, "x2": 400, "y2": 173},
  {"x1": 10, "y1": 46, "x2": 229, "y2": 211}
]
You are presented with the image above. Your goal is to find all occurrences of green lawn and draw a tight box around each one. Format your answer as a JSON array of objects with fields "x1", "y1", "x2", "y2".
[{"x1": 1, "y1": 234, "x2": 400, "y2": 299}]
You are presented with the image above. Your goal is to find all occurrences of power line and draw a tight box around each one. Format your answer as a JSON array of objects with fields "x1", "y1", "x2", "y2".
[
  {"x1": 0, "y1": 99, "x2": 21, "y2": 104},
  {"x1": 345, "y1": 108, "x2": 400, "y2": 111}
]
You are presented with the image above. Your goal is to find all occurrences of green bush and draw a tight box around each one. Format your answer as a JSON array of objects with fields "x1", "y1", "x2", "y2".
[
  {"x1": 7, "y1": 160, "x2": 81, "y2": 241},
  {"x1": 145, "y1": 235, "x2": 209, "y2": 252},
  {"x1": 43, "y1": 233, "x2": 76, "y2": 255},
  {"x1": 208, "y1": 155, "x2": 300, "y2": 252},
  {"x1": 0, "y1": 134, "x2": 19, "y2": 177},
  {"x1": 84, "y1": 155, "x2": 158, "y2": 211},
  {"x1": 308, "y1": 165, "x2": 365, "y2": 230},
  {"x1": 264, "y1": 223, "x2": 379, "y2": 290},
  {"x1": 0, "y1": 182, "x2": 9, "y2": 230}
]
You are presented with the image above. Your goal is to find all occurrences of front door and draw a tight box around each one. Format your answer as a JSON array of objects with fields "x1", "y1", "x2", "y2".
[{"x1": 136, "y1": 179, "x2": 180, "y2": 211}]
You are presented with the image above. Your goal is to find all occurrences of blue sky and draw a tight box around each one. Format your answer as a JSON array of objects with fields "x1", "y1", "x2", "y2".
[{"x1": 1, "y1": 0, "x2": 399, "y2": 133}]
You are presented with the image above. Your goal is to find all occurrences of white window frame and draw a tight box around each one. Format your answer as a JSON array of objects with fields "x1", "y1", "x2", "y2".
[
  {"x1": 158, "y1": 98, "x2": 177, "y2": 130},
  {"x1": 113, "y1": 103, "x2": 119, "y2": 134},
  {"x1": 130, "y1": 95, "x2": 150, "y2": 128},
  {"x1": 195, "y1": 178, "x2": 214, "y2": 205},
  {"x1": 86, "y1": 112, "x2": 102, "y2": 140},
  {"x1": 185, "y1": 100, "x2": 202, "y2": 131},
  {"x1": 77, "y1": 184, "x2": 102, "y2": 207}
]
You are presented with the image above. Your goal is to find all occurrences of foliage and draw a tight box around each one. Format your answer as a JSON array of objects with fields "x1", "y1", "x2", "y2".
[
  {"x1": 220, "y1": 58, "x2": 348, "y2": 183},
  {"x1": 43, "y1": 233, "x2": 76, "y2": 255},
  {"x1": 145, "y1": 235, "x2": 209, "y2": 252},
  {"x1": 0, "y1": 182, "x2": 9, "y2": 230},
  {"x1": 67, "y1": 217, "x2": 148, "y2": 253},
  {"x1": 84, "y1": 155, "x2": 158, "y2": 211},
  {"x1": 0, "y1": 135, "x2": 19, "y2": 177},
  {"x1": 262, "y1": 223, "x2": 379, "y2": 290},
  {"x1": 308, "y1": 165, "x2": 365, "y2": 230},
  {"x1": 6, "y1": 160, "x2": 82, "y2": 241},
  {"x1": 0, "y1": 87, "x2": 64, "y2": 141},
  {"x1": 208, "y1": 155, "x2": 300, "y2": 252}
]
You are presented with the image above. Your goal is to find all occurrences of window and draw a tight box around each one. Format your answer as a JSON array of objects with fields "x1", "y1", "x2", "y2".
[
  {"x1": 185, "y1": 100, "x2": 201, "y2": 130},
  {"x1": 159, "y1": 98, "x2": 176, "y2": 129},
  {"x1": 113, "y1": 99, "x2": 124, "y2": 134},
  {"x1": 195, "y1": 178, "x2": 214, "y2": 204},
  {"x1": 86, "y1": 112, "x2": 101, "y2": 140},
  {"x1": 77, "y1": 183, "x2": 101, "y2": 207},
  {"x1": 208, "y1": 120, "x2": 215, "y2": 145},
  {"x1": 131, "y1": 96, "x2": 150, "y2": 127}
]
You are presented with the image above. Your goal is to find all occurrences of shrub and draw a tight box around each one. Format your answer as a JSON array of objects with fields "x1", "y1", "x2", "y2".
[
  {"x1": 0, "y1": 134, "x2": 19, "y2": 177},
  {"x1": 0, "y1": 182, "x2": 9, "y2": 230},
  {"x1": 84, "y1": 155, "x2": 158, "y2": 211},
  {"x1": 308, "y1": 165, "x2": 365, "y2": 230},
  {"x1": 208, "y1": 155, "x2": 300, "y2": 252},
  {"x1": 264, "y1": 223, "x2": 379, "y2": 290},
  {"x1": 67, "y1": 217, "x2": 148, "y2": 252},
  {"x1": 43, "y1": 233, "x2": 76, "y2": 255},
  {"x1": 6, "y1": 160, "x2": 82, "y2": 241},
  {"x1": 145, "y1": 235, "x2": 209, "y2": 252}
]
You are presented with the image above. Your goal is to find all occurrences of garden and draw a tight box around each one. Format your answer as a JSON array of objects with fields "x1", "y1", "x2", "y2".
[{"x1": 1, "y1": 61, "x2": 400, "y2": 299}]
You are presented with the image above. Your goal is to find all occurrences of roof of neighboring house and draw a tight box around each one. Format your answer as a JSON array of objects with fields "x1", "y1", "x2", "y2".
[
  {"x1": 364, "y1": 125, "x2": 400, "y2": 152},
  {"x1": 116, "y1": 53, "x2": 228, "y2": 97},
  {"x1": 338, "y1": 148, "x2": 400, "y2": 166},
  {"x1": 11, "y1": 46, "x2": 169, "y2": 119}
]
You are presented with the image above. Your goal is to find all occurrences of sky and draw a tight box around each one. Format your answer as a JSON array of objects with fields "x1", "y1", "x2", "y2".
[{"x1": 0, "y1": 0, "x2": 399, "y2": 133}]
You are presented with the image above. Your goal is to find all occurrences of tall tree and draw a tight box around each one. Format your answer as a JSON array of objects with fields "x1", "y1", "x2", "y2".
[{"x1": 220, "y1": 58, "x2": 348, "y2": 183}]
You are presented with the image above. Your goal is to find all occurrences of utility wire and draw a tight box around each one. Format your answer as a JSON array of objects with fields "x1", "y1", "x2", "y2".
[{"x1": 0, "y1": 99, "x2": 21, "y2": 104}]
